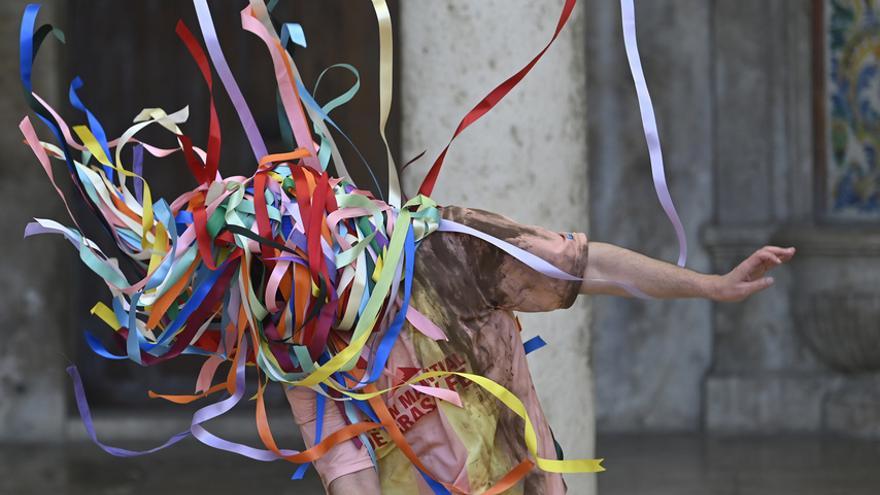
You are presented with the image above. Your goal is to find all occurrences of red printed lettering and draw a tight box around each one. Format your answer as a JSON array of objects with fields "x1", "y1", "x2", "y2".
[
  {"x1": 369, "y1": 429, "x2": 388, "y2": 448},
  {"x1": 397, "y1": 414, "x2": 414, "y2": 432}
]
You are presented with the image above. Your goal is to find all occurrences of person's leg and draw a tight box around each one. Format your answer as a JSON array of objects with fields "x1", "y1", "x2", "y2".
[{"x1": 328, "y1": 467, "x2": 381, "y2": 495}]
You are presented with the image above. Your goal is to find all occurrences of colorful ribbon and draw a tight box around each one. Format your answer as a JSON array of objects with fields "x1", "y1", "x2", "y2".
[{"x1": 16, "y1": 0, "x2": 693, "y2": 489}]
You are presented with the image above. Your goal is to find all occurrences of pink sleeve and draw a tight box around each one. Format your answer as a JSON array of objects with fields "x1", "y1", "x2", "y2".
[
  {"x1": 441, "y1": 206, "x2": 589, "y2": 312},
  {"x1": 286, "y1": 386, "x2": 375, "y2": 489}
]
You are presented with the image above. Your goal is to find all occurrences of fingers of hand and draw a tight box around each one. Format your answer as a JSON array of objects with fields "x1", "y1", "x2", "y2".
[
  {"x1": 754, "y1": 276, "x2": 774, "y2": 291},
  {"x1": 739, "y1": 250, "x2": 776, "y2": 280},
  {"x1": 737, "y1": 276, "x2": 775, "y2": 300},
  {"x1": 757, "y1": 249, "x2": 782, "y2": 265},
  {"x1": 750, "y1": 247, "x2": 796, "y2": 279},
  {"x1": 762, "y1": 245, "x2": 796, "y2": 262},
  {"x1": 724, "y1": 246, "x2": 792, "y2": 301},
  {"x1": 740, "y1": 251, "x2": 768, "y2": 275}
]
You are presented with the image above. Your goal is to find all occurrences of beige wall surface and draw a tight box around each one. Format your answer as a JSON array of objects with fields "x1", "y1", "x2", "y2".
[{"x1": 400, "y1": 1, "x2": 594, "y2": 493}]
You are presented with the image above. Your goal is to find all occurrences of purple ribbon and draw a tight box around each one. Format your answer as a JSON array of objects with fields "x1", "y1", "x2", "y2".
[
  {"x1": 620, "y1": 0, "x2": 688, "y2": 267},
  {"x1": 133, "y1": 144, "x2": 144, "y2": 203},
  {"x1": 439, "y1": 219, "x2": 653, "y2": 299},
  {"x1": 69, "y1": 337, "x2": 311, "y2": 463},
  {"x1": 192, "y1": 0, "x2": 268, "y2": 161},
  {"x1": 189, "y1": 338, "x2": 305, "y2": 461},
  {"x1": 439, "y1": 219, "x2": 581, "y2": 281},
  {"x1": 68, "y1": 365, "x2": 191, "y2": 457}
]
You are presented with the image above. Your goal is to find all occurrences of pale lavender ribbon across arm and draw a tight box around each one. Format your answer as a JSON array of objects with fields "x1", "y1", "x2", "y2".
[{"x1": 438, "y1": 219, "x2": 652, "y2": 299}]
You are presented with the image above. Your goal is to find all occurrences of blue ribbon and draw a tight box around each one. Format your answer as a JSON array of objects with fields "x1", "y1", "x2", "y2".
[
  {"x1": 68, "y1": 76, "x2": 115, "y2": 181},
  {"x1": 143, "y1": 261, "x2": 229, "y2": 352},
  {"x1": 84, "y1": 331, "x2": 127, "y2": 360},
  {"x1": 523, "y1": 335, "x2": 548, "y2": 355},
  {"x1": 291, "y1": 391, "x2": 325, "y2": 480},
  {"x1": 361, "y1": 224, "x2": 415, "y2": 386},
  {"x1": 20, "y1": 5, "x2": 78, "y2": 179}
]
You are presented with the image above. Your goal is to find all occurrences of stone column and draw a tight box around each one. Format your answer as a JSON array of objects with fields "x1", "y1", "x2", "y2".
[
  {"x1": 399, "y1": 1, "x2": 594, "y2": 493},
  {"x1": 703, "y1": 0, "x2": 812, "y2": 431},
  {"x1": 0, "y1": 0, "x2": 68, "y2": 441}
]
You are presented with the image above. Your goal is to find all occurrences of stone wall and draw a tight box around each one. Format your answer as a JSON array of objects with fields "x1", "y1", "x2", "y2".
[
  {"x1": 586, "y1": 0, "x2": 714, "y2": 431},
  {"x1": 0, "y1": 0, "x2": 68, "y2": 442},
  {"x1": 590, "y1": 0, "x2": 880, "y2": 438},
  {"x1": 705, "y1": 0, "x2": 880, "y2": 438}
]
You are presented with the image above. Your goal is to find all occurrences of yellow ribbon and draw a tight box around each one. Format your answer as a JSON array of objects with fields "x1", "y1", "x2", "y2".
[{"x1": 371, "y1": 0, "x2": 401, "y2": 208}]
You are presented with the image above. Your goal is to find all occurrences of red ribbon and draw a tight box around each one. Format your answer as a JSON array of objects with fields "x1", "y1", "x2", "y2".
[{"x1": 418, "y1": 0, "x2": 577, "y2": 197}]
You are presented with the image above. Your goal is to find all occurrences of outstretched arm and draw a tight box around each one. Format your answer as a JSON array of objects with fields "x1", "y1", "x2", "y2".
[{"x1": 580, "y1": 242, "x2": 795, "y2": 302}]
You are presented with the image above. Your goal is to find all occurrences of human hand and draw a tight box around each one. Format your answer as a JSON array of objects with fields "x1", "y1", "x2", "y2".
[{"x1": 708, "y1": 246, "x2": 796, "y2": 302}]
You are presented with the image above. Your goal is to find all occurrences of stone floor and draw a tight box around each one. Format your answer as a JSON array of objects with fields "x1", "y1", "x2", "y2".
[
  {"x1": 2, "y1": 434, "x2": 879, "y2": 494},
  {"x1": 0, "y1": 441, "x2": 326, "y2": 495},
  {"x1": 597, "y1": 433, "x2": 880, "y2": 495}
]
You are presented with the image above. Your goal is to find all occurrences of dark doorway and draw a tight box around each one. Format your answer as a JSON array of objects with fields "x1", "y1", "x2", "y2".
[{"x1": 60, "y1": 0, "x2": 399, "y2": 409}]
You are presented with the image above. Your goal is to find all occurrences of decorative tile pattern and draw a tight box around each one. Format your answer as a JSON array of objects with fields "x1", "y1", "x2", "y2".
[{"x1": 823, "y1": 0, "x2": 880, "y2": 219}]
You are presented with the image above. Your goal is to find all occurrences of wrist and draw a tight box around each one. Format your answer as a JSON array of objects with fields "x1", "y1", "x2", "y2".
[{"x1": 699, "y1": 274, "x2": 722, "y2": 301}]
